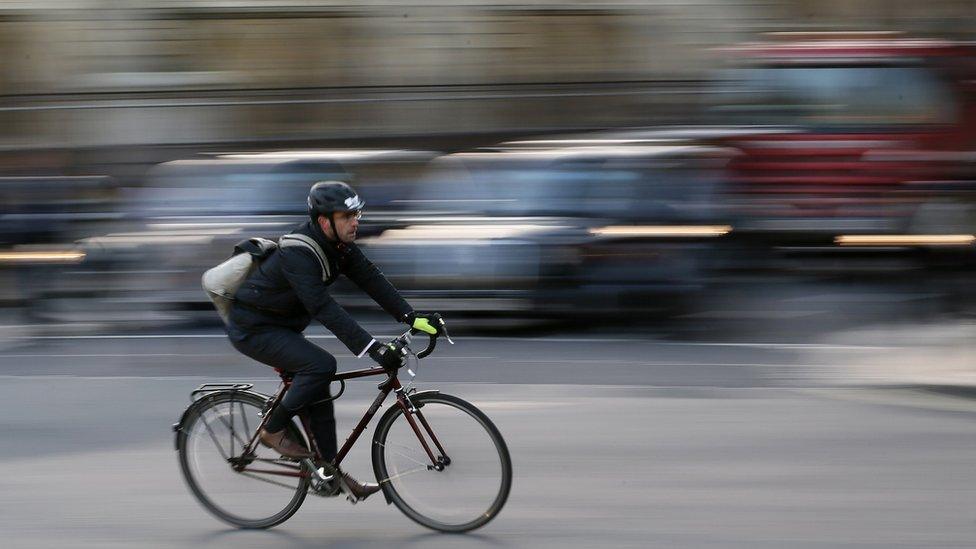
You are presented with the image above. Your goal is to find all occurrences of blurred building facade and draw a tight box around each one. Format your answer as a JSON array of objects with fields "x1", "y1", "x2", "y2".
[{"x1": 0, "y1": 1, "x2": 972, "y2": 149}]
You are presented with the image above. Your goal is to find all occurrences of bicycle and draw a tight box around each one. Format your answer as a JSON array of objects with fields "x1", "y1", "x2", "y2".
[{"x1": 173, "y1": 322, "x2": 512, "y2": 533}]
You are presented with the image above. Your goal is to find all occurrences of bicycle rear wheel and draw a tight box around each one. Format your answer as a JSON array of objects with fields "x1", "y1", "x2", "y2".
[
  {"x1": 177, "y1": 391, "x2": 309, "y2": 529},
  {"x1": 372, "y1": 392, "x2": 512, "y2": 532}
]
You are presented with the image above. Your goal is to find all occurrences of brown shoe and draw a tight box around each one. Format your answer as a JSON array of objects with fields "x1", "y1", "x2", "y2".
[
  {"x1": 258, "y1": 428, "x2": 313, "y2": 459},
  {"x1": 338, "y1": 471, "x2": 381, "y2": 501}
]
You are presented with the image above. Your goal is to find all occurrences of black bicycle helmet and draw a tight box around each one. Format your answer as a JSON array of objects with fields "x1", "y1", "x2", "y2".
[
  {"x1": 307, "y1": 180, "x2": 365, "y2": 218},
  {"x1": 307, "y1": 180, "x2": 365, "y2": 244}
]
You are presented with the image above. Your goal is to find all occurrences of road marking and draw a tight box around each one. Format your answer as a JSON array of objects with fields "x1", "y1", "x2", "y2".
[
  {"x1": 511, "y1": 360, "x2": 830, "y2": 367},
  {"x1": 4, "y1": 334, "x2": 639, "y2": 342},
  {"x1": 0, "y1": 353, "x2": 832, "y2": 369},
  {"x1": 0, "y1": 353, "x2": 226, "y2": 358},
  {"x1": 0, "y1": 353, "x2": 494, "y2": 360},
  {"x1": 5, "y1": 334, "x2": 231, "y2": 339},
  {"x1": 0, "y1": 374, "x2": 412, "y2": 382},
  {"x1": 657, "y1": 342, "x2": 892, "y2": 351},
  {"x1": 0, "y1": 374, "x2": 829, "y2": 392},
  {"x1": 0, "y1": 375, "x2": 240, "y2": 381},
  {"x1": 0, "y1": 332, "x2": 892, "y2": 350}
]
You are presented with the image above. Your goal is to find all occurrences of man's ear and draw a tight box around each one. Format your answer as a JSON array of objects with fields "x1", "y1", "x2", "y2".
[{"x1": 316, "y1": 215, "x2": 333, "y2": 237}]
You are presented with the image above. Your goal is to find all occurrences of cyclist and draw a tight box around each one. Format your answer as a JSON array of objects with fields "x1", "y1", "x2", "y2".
[{"x1": 226, "y1": 180, "x2": 444, "y2": 500}]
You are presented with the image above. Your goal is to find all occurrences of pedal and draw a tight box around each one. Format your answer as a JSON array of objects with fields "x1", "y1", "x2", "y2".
[
  {"x1": 303, "y1": 458, "x2": 341, "y2": 496},
  {"x1": 304, "y1": 458, "x2": 337, "y2": 478},
  {"x1": 316, "y1": 467, "x2": 335, "y2": 482},
  {"x1": 310, "y1": 475, "x2": 340, "y2": 498}
]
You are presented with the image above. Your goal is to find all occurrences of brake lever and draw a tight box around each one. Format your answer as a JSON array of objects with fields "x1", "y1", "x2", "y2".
[
  {"x1": 438, "y1": 318, "x2": 455, "y2": 345},
  {"x1": 394, "y1": 329, "x2": 419, "y2": 377}
]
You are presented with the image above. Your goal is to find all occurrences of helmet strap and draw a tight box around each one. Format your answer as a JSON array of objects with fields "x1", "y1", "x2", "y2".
[
  {"x1": 327, "y1": 212, "x2": 342, "y2": 244},
  {"x1": 316, "y1": 213, "x2": 348, "y2": 251}
]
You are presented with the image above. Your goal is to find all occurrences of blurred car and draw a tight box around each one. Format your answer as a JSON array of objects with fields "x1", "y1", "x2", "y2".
[
  {"x1": 0, "y1": 175, "x2": 119, "y2": 308},
  {"x1": 712, "y1": 32, "x2": 976, "y2": 256},
  {"x1": 0, "y1": 175, "x2": 120, "y2": 246},
  {"x1": 49, "y1": 150, "x2": 438, "y2": 324},
  {"x1": 358, "y1": 142, "x2": 733, "y2": 317}
]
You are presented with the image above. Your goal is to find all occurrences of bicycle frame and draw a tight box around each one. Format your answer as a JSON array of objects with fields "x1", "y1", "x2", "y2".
[{"x1": 235, "y1": 365, "x2": 447, "y2": 480}]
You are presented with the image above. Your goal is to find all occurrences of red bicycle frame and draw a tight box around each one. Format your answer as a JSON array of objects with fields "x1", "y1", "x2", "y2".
[{"x1": 236, "y1": 365, "x2": 446, "y2": 479}]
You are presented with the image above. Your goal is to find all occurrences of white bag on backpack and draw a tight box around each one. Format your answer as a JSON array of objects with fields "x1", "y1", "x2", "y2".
[
  {"x1": 202, "y1": 237, "x2": 278, "y2": 325},
  {"x1": 202, "y1": 253, "x2": 256, "y2": 324}
]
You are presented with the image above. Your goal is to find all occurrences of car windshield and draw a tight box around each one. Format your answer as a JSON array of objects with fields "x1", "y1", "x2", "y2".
[{"x1": 712, "y1": 65, "x2": 957, "y2": 128}]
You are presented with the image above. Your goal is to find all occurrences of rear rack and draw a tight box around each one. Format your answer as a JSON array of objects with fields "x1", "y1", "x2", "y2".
[{"x1": 191, "y1": 383, "x2": 254, "y2": 401}]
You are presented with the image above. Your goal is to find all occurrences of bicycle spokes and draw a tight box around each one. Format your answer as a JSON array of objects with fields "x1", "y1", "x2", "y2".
[
  {"x1": 373, "y1": 394, "x2": 512, "y2": 532},
  {"x1": 375, "y1": 440, "x2": 442, "y2": 483},
  {"x1": 198, "y1": 403, "x2": 251, "y2": 460},
  {"x1": 178, "y1": 393, "x2": 310, "y2": 528}
]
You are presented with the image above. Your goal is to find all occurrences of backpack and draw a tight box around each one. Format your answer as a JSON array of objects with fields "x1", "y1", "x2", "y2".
[
  {"x1": 201, "y1": 237, "x2": 278, "y2": 324},
  {"x1": 201, "y1": 233, "x2": 330, "y2": 324}
]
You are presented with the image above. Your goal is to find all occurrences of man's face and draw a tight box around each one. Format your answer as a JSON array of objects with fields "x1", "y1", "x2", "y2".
[{"x1": 319, "y1": 210, "x2": 361, "y2": 243}]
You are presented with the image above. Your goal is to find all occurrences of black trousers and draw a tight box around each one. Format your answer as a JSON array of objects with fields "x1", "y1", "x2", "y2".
[{"x1": 229, "y1": 326, "x2": 338, "y2": 461}]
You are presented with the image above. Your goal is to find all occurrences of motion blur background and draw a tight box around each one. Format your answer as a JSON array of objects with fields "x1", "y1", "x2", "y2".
[
  {"x1": 2, "y1": 0, "x2": 976, "y2": 332},
  {"x1": 7, "y1": 3, "x2": 976, "y2": 548}
]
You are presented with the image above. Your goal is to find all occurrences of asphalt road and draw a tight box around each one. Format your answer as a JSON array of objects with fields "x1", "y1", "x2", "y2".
[{"x1": 3, "y1": 328, "x2": 976, "y2": 548}]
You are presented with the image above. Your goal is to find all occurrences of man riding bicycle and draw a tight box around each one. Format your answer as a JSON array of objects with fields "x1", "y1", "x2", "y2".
[{"x1": 225, "y1": 180, "x2": 443, "y2": 501}]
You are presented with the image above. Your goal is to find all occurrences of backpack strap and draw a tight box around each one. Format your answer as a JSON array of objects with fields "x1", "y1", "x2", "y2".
[
  {"x1": 279, "y1": 233, "x2": 331, "y2": 282},
  {"x1": 233, "y1": 237, "x2": 278, "y2": 258}
]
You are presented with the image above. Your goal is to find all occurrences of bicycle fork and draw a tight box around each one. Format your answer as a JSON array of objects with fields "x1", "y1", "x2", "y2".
[{"x1": 396, "y1": 389, "x2": 451, "y2": 472}]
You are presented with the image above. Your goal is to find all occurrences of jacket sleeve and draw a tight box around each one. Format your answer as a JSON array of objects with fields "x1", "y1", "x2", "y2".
[
  {"x1": 343, "y1": 244, "x2": 414, "y2": 322},
  {"x1": 279, "y1": 245, "x2": 376, "y2": 357}
]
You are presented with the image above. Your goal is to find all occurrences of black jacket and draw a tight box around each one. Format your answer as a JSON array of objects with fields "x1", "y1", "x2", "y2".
[{"x1": 229, "y1": 220, "x2": 412, "y2": 356}]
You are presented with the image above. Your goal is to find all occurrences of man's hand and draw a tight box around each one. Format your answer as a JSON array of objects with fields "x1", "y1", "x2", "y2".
[
  {"x1": 368, "y1": 340, "x2": 405, "y2": 371},
  {"x1": 404, "y1": 312, "x2": 445, "y2": 336}
]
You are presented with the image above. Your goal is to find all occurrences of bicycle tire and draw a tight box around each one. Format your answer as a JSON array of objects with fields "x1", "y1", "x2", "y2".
[
  {"x1": 177, "y1": 391, "x2": 309, "y2": 529},
  {"x1": 371, "y1": 392, "x2": 512, "y2": 532}
]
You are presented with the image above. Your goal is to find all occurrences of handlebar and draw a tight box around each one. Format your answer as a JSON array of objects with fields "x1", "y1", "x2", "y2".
[{"x1": 389, "y1": 314, "x2": 453, "y2": 362}]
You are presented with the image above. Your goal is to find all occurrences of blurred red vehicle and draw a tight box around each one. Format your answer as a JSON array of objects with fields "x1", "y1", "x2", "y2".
[{"x1": 714, "y1": 32, "x2": 976, "y2": 256}]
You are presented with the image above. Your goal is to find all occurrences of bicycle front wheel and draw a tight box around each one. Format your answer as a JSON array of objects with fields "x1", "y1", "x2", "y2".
[
  {"x1": 372, "y1": 392, "x2": 512, "y2": 532},
  {"x1": 177, "y1": 391, "x2": 309, "y2": 529}
]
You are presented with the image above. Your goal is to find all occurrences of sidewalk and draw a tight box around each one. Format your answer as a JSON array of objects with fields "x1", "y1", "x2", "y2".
[{"x1": 806, "y1": 318, "x2": 976, "y2": 393}]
